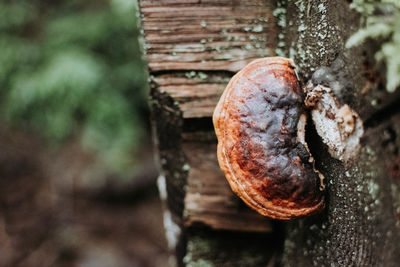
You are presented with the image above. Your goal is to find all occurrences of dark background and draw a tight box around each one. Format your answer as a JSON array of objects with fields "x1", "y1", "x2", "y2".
[{"x1": 0, "y1": 0, "x2": 167, "y2": 266}]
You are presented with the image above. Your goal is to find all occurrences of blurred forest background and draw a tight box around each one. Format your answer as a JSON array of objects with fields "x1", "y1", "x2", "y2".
[{"x1": 0, "y1": 0, "x2": 167, "y2": 266}]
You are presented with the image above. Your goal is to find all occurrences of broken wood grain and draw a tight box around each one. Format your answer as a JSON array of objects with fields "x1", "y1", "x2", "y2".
[
  {"x1": 140, "y1": 0, "x2": 277, "y2": 118},
  {"x1": 139, "y1": 0, "x2": 277, "y2": 264}
]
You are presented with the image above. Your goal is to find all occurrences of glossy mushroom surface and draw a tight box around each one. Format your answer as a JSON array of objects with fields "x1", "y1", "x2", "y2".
[{"x1": 213, "y1": 57, "x2": 325, "y2": 220}]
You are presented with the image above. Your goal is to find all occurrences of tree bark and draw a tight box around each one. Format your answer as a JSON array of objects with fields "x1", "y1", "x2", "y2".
[
  {"x1": 139, "y1": 0, "x2": 400, "y2": 266},
  {"x1": 280, "y1": 1, "x2": 400, "y2": 266}
]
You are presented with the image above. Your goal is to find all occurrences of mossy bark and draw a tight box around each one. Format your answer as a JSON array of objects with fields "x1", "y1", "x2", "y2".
[
  {"x1": 142, "y1": 0, "x2": 400, "y2": 266},
  {"x1": 281, "y1": 1, "x2": 400, "y2": 266}
]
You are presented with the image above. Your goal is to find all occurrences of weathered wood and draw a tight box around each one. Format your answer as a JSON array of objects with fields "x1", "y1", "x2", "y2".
[
  {"x1": 139, "y1": 0, "x2": 279, "y2": 265},
  {"x1": 153, "y1": 73, "x2": 228, "y2": 118},
  {"x1": 140, "y1": 0, "x2": 278, "y2": 227},
  {"x1": 141, "y1": 0, "x2": 277, "y2": 118},
  {"x1": 183, "y1": 141, "x2": 272, "y2": 232}
]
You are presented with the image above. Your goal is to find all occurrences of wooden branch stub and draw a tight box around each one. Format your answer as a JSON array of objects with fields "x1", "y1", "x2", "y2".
[
  {"x1": 139, "y1": 0, "x2": 278, "y2": 262},
  {"x1": 140, "y1": 0, "x2": 277, "y2": 118}
]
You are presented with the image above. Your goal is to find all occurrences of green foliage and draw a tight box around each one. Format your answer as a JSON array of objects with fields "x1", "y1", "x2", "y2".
[
  {"x1": 346, "y1": 0, "x2": 400, "y2": 92},
  {"x1": 0, "y1": 0, "x2": 148, "y2": 174}
]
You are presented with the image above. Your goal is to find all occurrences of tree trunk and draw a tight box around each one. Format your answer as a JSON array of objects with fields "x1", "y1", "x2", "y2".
[
  {"x1": 138, "y1": 0, "x2": 400, "y2": 266},
  {"x1": 280, "y1": 1, "x2": 400, "y2": 266}
]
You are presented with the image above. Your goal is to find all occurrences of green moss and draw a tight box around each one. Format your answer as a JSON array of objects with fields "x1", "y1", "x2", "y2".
[
  {"x1": 185, "y1": 71, "x2": 197, "y2": 79},
  {"x1": 184, "y1": 232, "x2": 271, "y2": 266},
  {"x1": 185, "y1": 71, "x2": 209, "y2": 81},
  {"x1": 346, "y1": 0, "x2": 400, "y2": 92},
  {"x1": 186, "y1": 259, "x2": 215, "y2": 267}
]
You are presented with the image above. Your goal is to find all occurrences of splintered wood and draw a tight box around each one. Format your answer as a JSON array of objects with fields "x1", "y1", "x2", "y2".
[
  {"x1": 139, "y1": 0, "x2": 277, "y2": 232},
  {"x1": 140, "y1": 0, "x2": 277, "y2": 118}
]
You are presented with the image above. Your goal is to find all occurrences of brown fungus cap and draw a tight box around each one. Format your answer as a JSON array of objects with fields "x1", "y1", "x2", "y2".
[{"x1": 213, "y1": 57, "x2": 325, "y2": 220}]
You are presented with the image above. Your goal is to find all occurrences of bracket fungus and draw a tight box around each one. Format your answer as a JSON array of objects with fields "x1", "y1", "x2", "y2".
[{"x1": 213, "y1": 57, "x2": 325, "y2": 220}]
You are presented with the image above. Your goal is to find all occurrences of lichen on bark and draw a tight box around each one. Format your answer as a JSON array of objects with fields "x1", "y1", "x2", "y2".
[{"x1": 280, "y1": 0, "x2": 400, "y2": 266}]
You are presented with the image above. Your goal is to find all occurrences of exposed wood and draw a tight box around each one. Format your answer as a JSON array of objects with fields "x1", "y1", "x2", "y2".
[
  {"x1": 140, "y1": 0, "x2": 277, "y2": 231},
  {"x1": 141, "y1": 0, "x2": 277, "y2": 117},
  {"x1": 153, "y1": 73, "x2": 228, "y2": 118},
  {"x1": 139, "y1": 0, "x2": 278, "y2": 265},
  {"x1": 183, "y1": 141, "x2": 272, "y2": 232}
]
